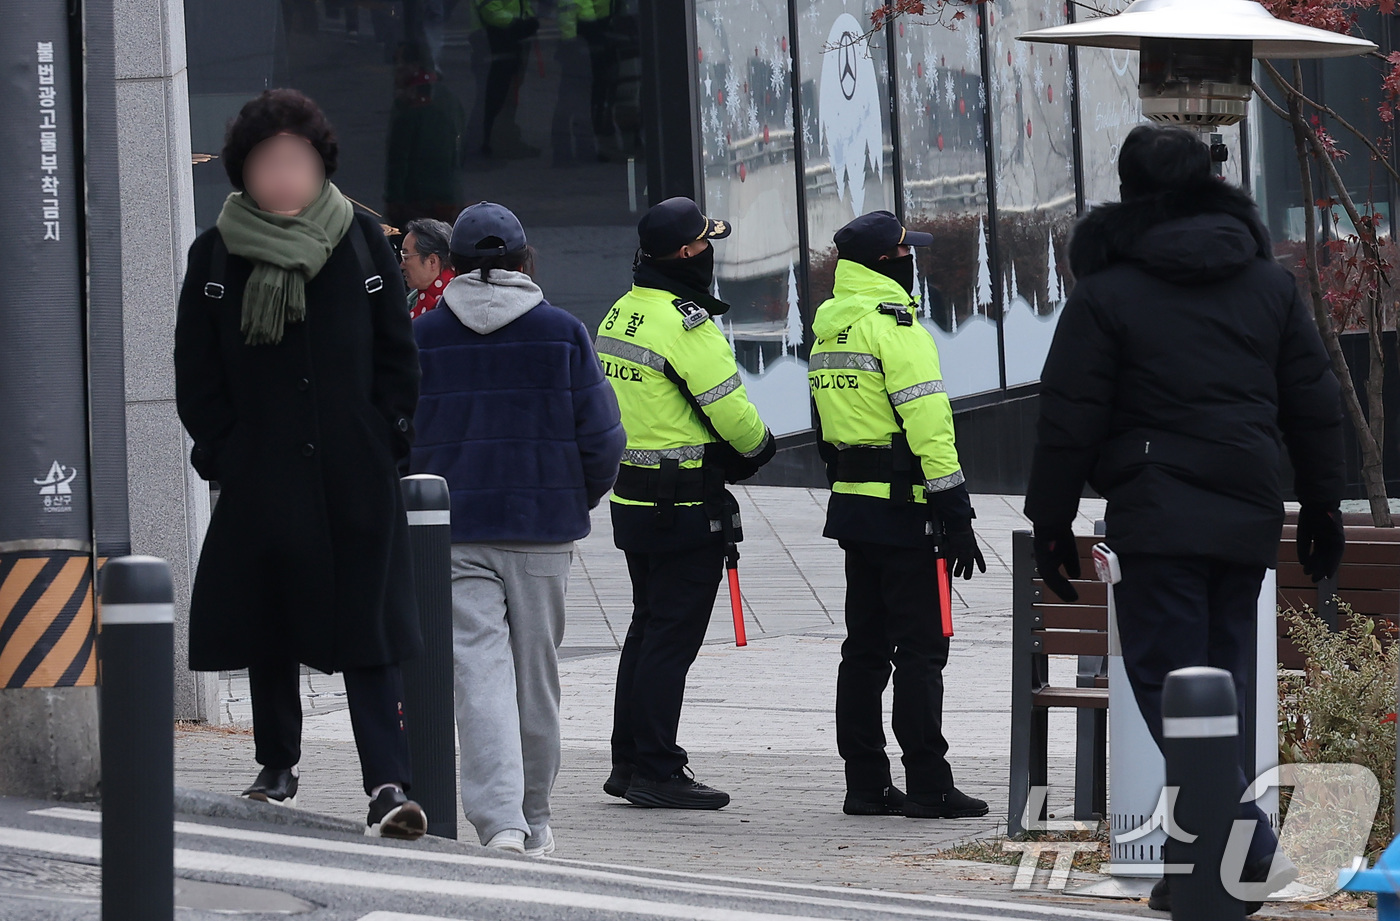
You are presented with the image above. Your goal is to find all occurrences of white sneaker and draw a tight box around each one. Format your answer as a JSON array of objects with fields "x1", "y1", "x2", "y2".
[
  {"x1": 485, "y1": 829, "x2": 526, "y2": 854},
  {"x1": 524, "y1": 826, "x2": 555, "y2": 858}
]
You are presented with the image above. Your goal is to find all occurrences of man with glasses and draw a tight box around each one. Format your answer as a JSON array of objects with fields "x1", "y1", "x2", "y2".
[{"x1": 401, "y1": 218, "x2": 455, "y2": 319}]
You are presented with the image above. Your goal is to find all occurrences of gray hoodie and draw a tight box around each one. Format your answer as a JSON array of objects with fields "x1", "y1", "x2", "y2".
[{"x1": 440, "y1": 269, "x2": 544, "y2": 335}]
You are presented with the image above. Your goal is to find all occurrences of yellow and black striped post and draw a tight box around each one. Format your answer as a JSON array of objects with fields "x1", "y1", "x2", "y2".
[
  {"x1": 0, "y1": 542, "x2": 97, "y2": 690},
  {"x1": 0, "y1": 0, "x2": 106, "y2": 799}
]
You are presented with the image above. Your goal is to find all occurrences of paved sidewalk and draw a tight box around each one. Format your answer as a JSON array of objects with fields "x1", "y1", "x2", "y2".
[{"x1": 177, "y1": 487, "x2": 1109, "y2": 898}]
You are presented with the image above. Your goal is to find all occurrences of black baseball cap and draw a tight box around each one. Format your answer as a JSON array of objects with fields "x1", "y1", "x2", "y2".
[
  {"x1": 450, "y1": 201, "x2": 527, "y2": 256},
  {"x1": 833, "y1": 211, "x2": 934, "y2": 264},
  {"x1": 637, "y1": 197, "x2": 732, "y2": 257}
]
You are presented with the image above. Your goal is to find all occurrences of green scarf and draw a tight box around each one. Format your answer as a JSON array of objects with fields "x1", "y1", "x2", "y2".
[{"x1": 216, "y1": 182, "x2": 355, "y2": 345}]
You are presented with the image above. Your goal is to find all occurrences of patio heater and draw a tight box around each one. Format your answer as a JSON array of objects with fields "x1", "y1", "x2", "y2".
[{"x1": 1019, "y1": 0, "x2": 1374, "y2": 894}]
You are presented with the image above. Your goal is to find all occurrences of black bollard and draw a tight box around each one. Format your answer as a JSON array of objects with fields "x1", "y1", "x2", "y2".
[
  {"x1": 99, "y1": 555, "x2": 174, "y2": 921},
  {"x1": 1163, "y1": 665, "x2": 1246, "y2": 921},
  {"x1": 400, "y1": 474, "x2": 456, "y2": 839}
]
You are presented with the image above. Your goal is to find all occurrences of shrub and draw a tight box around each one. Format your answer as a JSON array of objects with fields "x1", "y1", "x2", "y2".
[{"x1": 1278, "y1": 604, "x2": 1397, "y2": 858}]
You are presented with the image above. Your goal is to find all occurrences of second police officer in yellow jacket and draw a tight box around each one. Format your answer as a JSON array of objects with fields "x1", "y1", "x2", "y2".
[
  {"x1": 809, "y1": 211, "x2": 989, "y2": 820},
  {"x1": 596, "y1": 197, "x2": 775, "y2": 810}
]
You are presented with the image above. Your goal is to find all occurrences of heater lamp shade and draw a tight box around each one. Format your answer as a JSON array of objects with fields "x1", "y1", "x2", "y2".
[{"x1": 1018, "y1": 0, "x2": 1376, "y2": 59}]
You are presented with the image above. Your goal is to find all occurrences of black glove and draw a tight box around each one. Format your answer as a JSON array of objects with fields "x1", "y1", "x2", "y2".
[
  {"x1": 1033, "y1": 525, "x2": 1081, "y2": 602},
  {"x1": 189, "y1": 442, "x2": 220, "y2": 483},
  {"x1": 944, "y1": 526, "x2": 986, "y2": 581},
  {"x1": 1297, "y1": 505, "x2": 1345, "y2": 583},
  {"x1": 927, "y1": 483, "x2": 986, "y2": 580},
  {"x1": 722, "y1": 431, "x2": 776, "y2": 483}
]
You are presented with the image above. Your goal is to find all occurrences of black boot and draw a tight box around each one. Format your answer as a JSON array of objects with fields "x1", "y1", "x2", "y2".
[
  {"x1": 843, "y1": 785, "x2": 908, "y2": 816},
  {"x1": 905, "y1": 788, "x2": 989, "y2": 819}
]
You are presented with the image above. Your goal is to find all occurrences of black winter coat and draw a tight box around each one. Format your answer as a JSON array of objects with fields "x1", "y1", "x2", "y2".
[
  {"x1": 175, "y1": 212, "x2": 423, "y2": 673},
  {"x1": 1024, "y1": 181, "x2": 1344, "y2": 567}
]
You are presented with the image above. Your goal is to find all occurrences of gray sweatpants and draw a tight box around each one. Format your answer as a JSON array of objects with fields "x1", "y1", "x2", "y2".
[{"x1": 449, "y1": 542, "x2": 572, "y2": 845}]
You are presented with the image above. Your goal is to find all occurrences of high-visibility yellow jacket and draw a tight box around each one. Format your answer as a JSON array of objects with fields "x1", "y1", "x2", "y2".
[
  {"x1": 809, "y1": 259, "x2": 964, "y2": 512},
  {"x1": 476, "y1": 0, "x2": 534, "y2": 29},
  {"x1": 596, "y1": 285, "x2": 769, "y2": 508}
]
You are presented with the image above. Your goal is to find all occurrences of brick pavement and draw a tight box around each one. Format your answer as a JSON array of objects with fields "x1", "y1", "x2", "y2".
[{"x1": 176, "y1": 487, "x2": 1111, "y2": 898}]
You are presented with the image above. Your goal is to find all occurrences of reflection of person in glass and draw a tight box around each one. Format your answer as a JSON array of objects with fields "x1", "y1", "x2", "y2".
[
  {"x1": 478, "y1": 0, "x2": 540, "y2": 158},
  {"x1": 566, "y1": 0, "x2": 619, "y2": 161},
  {"x1": 385, "y1": 42, "x2": 467, "y2": 228},
  {"x1": 597, "y1": 198, "x2": 776, "y2": 810},
  {"x1": 809, "y1": 211, "x2": 989, "y2": 821}
]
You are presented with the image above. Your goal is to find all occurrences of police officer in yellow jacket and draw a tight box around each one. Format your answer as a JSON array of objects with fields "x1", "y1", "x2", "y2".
[
  {"x1": 809, "y1": 211, "x2": 988, "y2": 820},
  {"x1": 597, "y1": 197, "x2": 775, "y2": 810}
]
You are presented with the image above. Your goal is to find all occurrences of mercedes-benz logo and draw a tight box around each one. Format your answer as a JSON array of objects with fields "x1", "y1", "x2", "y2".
[{"x1": 839, "y1": 31, "x2": 858, "y2": 100}]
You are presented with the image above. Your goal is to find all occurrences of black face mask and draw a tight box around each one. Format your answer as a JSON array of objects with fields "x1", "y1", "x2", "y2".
[
  {"x1": 642, "y1": 245, "x2": 715, "y2": 294},
  {"x1": 870, "y1": 253, "x2": 915, "y2": 296}
]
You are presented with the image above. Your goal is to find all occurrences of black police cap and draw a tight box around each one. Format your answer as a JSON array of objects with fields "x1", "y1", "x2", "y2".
[
  {"x1": 833, "y1": 211, "x2": 934, "y2": 265},
  {"x1": 637, "y1": 197, "x2": 732, "y2": 257}
]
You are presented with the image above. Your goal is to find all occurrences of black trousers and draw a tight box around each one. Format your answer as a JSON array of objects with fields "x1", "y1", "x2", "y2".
[
  {"x1": 836, "y1": 541, "x2": 955, "y2": 798},
  {"x1": 1114, "y1": 554, "x2": 1276, "y2": 866},
  {"x1": 482, "y1": 26, "x2": 527, "y2": 142},
  {"x1": 611, "y1": 544, "x2": 726, "y2": 781},
  {"x1": 248, "y1": 659, "x2": 413, "y2": 796}
]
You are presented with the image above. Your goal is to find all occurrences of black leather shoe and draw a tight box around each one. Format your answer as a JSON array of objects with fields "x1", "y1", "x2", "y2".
[
  {"x1": 843, "y1": 785, "x2": 908, "y2": 816},
  {"x1": 905, "y1": 788, "x2": 989, "y2": 819},
  {"x1": 1147, "y1": 876, "x2": 1169, "y2": 912},
  {"x1": 625, "y1": 770, "x2": 730, "y2": 810},
  {"x1": 242, "y1": 767, "x2": 298, "y2": 808},
  {"x1": 604, "y1": 763, "x2": 634, "y2": 799}
]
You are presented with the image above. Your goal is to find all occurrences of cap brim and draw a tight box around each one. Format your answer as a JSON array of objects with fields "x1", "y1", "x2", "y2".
[
  {"x1": 700, "y1": 217, "x2": 733, "y2": 240},
  {"x1": 901, "y1": 229, "x2": 934, "y2": 247}
]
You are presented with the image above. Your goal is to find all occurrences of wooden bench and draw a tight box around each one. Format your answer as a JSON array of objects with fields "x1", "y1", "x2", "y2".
[
  {"x1": 1008, "y1": 530, "x2": 1108, "y2": 836},
  {"x1": 1007, "y1": 522, "x2": 1400, "y2": 837},
  {"x1": 1276, "y1": 525, "x2": 1400, "y2": 668}
]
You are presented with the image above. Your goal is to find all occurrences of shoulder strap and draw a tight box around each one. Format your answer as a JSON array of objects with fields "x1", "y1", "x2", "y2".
[
  {"x1": 348, "y1": 220, "x2": 386, "y2": 298},
  {"x1": 203, "y1": 223, "x2": 385, "y2": 303},
  {"x1": 204, "y1": 234, "x2": 228, "y2": 300},
  {"x1": 661, "y1": 361, "x2": 724, "y2": 444},
  {"x1": 875, "y1": 335, "x2": 919, "y2": 502}
]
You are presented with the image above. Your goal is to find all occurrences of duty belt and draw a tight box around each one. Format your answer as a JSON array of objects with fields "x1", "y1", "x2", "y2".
[
  {"x1": 613, "y1": 451, "x2": 727, "y2": 527},
  {"x1": 834, "y1": 435, "x2": 919, "y2": 503}
]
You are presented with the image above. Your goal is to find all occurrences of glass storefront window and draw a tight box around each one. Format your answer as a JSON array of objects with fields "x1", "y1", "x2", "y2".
[
  {"x1": 695, "y1": 0, "x2": 809, "y2": 435},
  {"x1": 986, "y1": 0, "x2": 1076, "y2": 389},
  {"x1": 797, "y1": 0, "x2": 896, "y2": 310},
  {"x1": 1076, "y1": 46, "x2": 1144, "y2": 207},
  {"x1": 892, "y1": 9, "x2": 998, "y2": 397},
  {"x1": 185, "y1": 0, "x2": 649, "y2": 333}
]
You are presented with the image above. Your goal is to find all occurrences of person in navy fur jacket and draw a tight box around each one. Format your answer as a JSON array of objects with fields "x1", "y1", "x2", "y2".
[{"x1": 410, "y1": 201, "x2": 624, "y2": 856}]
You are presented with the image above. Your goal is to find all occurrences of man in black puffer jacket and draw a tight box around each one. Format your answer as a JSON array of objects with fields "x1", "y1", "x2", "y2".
[{"x1": 1025, "y1": 125, "x2": 1346, "y2": 913}]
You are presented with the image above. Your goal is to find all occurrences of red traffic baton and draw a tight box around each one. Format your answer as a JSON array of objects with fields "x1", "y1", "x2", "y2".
[
  {"x1": 937, "y1": 555, "x2": 954, "y2": 638},
  {"x1": 727, "y1": 545, "x2": 747, "y2": 647}
]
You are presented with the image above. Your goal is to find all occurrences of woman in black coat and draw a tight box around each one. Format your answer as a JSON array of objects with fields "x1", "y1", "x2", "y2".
[{"x1": 175, "y1": 89, "x2": 426, "y2": 839}]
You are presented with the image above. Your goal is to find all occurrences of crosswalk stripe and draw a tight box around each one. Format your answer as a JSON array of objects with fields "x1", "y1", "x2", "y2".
[
  {"x1": 0, "y1": 826, "x2": 1023, "y2": 921},
  {"x1": 29, "y1": 808, "x2": 1135, "y2": 919}
]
